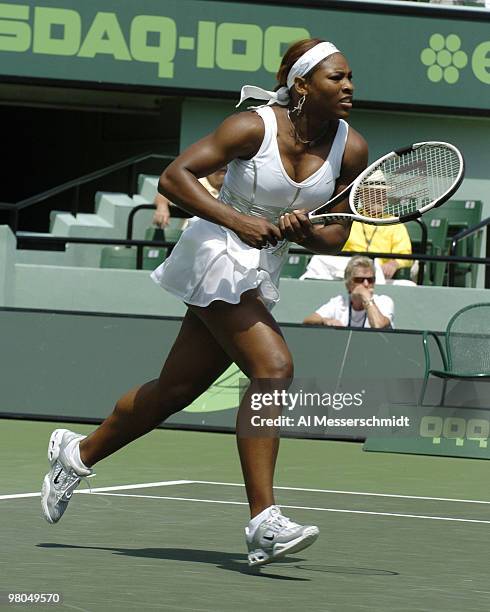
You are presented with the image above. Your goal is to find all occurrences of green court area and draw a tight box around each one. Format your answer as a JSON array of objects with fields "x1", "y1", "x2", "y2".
[{"x1": 1, "y1": 419, "x2": 490, "y2": 612}]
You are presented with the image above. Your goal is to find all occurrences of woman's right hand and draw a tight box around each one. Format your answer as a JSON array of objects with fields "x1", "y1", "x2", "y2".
[{"x1": 230, "y1": 214, "x2": 283, "y2": 249}]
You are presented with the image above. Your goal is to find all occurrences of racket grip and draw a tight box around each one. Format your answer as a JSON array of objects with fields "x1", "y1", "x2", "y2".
[{"x1": 309, "y1": 216, "x2": 327, "y2": 226}]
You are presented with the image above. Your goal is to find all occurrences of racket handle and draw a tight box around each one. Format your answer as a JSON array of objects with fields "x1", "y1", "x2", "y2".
[{"x1": 309, "y1": 216, "x2": 327, "y2": 226}]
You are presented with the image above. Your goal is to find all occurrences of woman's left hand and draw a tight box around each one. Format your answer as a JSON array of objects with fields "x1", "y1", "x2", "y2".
[{"x1": 278, "y1": 209, "x2": 315, "y2": 245}]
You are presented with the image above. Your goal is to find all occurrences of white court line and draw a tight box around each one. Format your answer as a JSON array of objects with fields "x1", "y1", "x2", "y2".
[
  {"x1": 0, "y1": 492, "x2": 40, "y2": 500},
  {"x1": 92, "y1": 492, "x2": 490, "y2": 525},
  {"x1": 0, "y1": 480, "x2": 191, "y2": 501},
  {"x1": 189, "y1": 480, "x2": 490, "y2": 506},
  {"x1": 3, "y1": 478, "x2": 490, "y2": 506},
  {"x1": 77, "y1": 480, "x2": 192, "y2": 494}
]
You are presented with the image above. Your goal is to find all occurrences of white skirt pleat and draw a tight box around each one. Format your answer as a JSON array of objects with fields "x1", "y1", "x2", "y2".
[{"x1": 150, "y1": 217, "x2": 287, "y2": 309}]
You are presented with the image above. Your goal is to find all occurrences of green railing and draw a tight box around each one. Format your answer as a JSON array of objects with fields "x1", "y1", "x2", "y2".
[{"x1": 0, "y1": 153, "x2": 175, "y2": 232}]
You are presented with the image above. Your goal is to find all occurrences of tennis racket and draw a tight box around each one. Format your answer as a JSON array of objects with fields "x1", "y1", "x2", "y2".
[{"x1": 308, "y1": 142, "x2": 464, "y2": 226}]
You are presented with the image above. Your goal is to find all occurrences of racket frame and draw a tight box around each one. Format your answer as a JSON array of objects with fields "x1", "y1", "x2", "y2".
[{"x1": 309, "y1": 141, "x2": 465, "y2": 226}]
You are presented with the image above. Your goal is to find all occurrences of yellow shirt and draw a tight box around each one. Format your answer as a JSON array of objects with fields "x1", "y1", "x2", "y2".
[
  {"x1": 199, "y1": 176, "x2": 220, "y2": 199},
  {"x1": 342, "y1": 222, "x2": 412, "y2": 268}
]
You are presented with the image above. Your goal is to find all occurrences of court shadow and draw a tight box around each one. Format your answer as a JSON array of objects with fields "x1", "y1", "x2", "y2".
[
  {"x1": 295, "y1": 564, "x2": 399, "y2": 576},
  {"x1": 37, "y1": 543, "x2": 310, "y2": 581}
]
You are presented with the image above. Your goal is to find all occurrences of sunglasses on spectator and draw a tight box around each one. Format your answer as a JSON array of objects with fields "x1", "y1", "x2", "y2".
[{"x1": 352, "y1": 276, "x2": 375, "y2": 284}]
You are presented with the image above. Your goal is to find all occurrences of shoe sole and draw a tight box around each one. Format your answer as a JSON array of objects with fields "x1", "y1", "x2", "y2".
[
  {"x1": 41, "y1": 474, "x2": 56, "y2": 524},
  {"x1": 41, "y1": 429, "x2": 73, "y2": 524},
  {"x1": 248, "y1": 527, "x2": 320, "y2": 567}
]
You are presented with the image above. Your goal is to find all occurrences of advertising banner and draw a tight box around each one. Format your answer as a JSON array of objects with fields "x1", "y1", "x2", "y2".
[{"x1": 0, "y1": 1, "x2": 488, "y2": 110}]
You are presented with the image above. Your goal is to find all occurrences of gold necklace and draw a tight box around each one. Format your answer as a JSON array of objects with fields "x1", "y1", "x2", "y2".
[{"x1": 287, "y1": 110, "x2": 330, "y2": 146}]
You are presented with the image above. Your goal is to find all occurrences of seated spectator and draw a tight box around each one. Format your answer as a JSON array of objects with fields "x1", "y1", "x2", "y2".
[
  {"x1": 301, "y1": 220, "x2": 415, "y2": 285},
  {"x1": 152, "y1": 167, "x2": 227, "y2": 227},
  {"x1": 303, "y1": 256, "x2": 394, "y2": 329},
  {"x1": 342, "y1": 221, "x2": 412, "y2": 281},
  {"x1": 301, "y1": 254, "x2": 386, "y2": 283}
]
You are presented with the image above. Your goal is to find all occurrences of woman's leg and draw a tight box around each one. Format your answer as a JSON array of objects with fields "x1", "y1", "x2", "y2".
[
  {"x1": 79, "y1": 310, "x2": 232, "y2": 467},
  {"x1": 188, "y1": 290, "x2": 293, "y2": 519}
]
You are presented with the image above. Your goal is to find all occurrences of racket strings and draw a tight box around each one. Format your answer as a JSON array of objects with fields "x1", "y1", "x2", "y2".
[{"x1": 353, "y1": 146, "x2": 461, "y2": 219}]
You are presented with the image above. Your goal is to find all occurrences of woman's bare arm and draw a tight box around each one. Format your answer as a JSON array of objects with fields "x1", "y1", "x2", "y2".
[{"x1": 159, "y1": 112, "x2": 283, "y2": 249}]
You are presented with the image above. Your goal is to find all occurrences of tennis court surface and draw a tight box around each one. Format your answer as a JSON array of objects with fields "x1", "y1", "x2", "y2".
[{"x1": 2, "y1": 419, "x2": 489, "y2": 612}]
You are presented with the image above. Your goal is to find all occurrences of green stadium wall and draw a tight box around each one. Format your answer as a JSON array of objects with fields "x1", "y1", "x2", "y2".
[
  {"x1": 1, "y1": 225, "x2": 489, "y2": 332},
  {"x1": 1, "y1": 308, "x2": 488, "y2": 435}
]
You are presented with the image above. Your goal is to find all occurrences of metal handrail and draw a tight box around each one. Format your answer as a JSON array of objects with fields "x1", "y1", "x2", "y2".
[
  {"x1": 15, "y1": 234, "x2": 178, "y2": 270},
  {"x1": 288, "y1": 247, "x2": 490, "y2": 265},
  {"x1": 1, "y1": 153, "x2": 175, "y2": 232},
  {"x1": 15, "y1": 233, "x2": 490, "y2": 271},
  {"x1": 448, "y1": 217, "x2": 490, "y2": 287},
  {"x1": 409, "y1": 218, "x2": 428, "y2": 286},
  {"x1": 126, "y1": 204, "x2": 157, "y2": 241}
]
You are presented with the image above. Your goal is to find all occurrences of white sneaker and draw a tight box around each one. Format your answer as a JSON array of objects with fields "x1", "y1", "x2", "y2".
[
  {"x1": 246, "y1": 506, "x2": 319, "y2": 567},
  {"x1": 41, "y1": 429, "x2": 92, "y2": 524}
]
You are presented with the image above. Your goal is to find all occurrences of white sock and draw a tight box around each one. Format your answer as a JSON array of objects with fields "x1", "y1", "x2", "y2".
[
  {"x1": 248, "y1": 505, "x2": 275, "y2": 537},
  {"x1": 64, "y1": 437, "x2": 92, "y2": 476}
]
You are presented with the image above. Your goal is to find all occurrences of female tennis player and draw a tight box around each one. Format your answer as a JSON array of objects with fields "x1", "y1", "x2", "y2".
[{"x1": 41, "y1": 38, "x2": 368, "y2": 567}]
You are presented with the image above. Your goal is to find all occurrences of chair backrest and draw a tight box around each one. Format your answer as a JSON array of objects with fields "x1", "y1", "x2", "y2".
[
  {"x1": 145, "y1": 218, "x2": 185, "y2": 244},
  {"x1": 404, "y1": 219, "x2": 449, "y2": 285},
  {"x1": 280, "y1": 254, "x2": 310, "y2": 279},
  {"x1": 142, "y1": 248, "x2": 167, "y2": 270},
  {"x1": 100, "y1": 245, "x2": 167, "y2": 270},
  {"x1": 425, "y1": 202, "x2": 482, "y2": 287},
  {"x1": 427, "y1": 218, "x2": 450, "y2": 286},
  {"x1": 405, "y1": 221, "x2": 430, "y2": 255},
  {"x1": 404, "y1": 218, "x2": 448, "y2": 252},
  {"x1": 446, "y1": 303, "x2": 490, "y2": 374},
  {"x1": 145, "y1": 227, "x2": 165, "y2": 242},
  {"x1": 424, "y1": 200, "x2": 482, "y2": 232},
  {"x1": 426, "y1": 218, "x2": 449, "y2": 254},
  {"x1": 100, "y1": 246, "x2": 136, "y2": 270}
]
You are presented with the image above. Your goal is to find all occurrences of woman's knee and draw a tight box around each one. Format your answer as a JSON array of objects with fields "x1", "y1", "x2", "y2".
[
  {"x1": 114, "y1": 379, "x2": 194, "y2": 418},
  {"x1": 152, "y1": 380, "x2": 203, "y2": 415},
  {"x1": 249, "y1": 351, "x2": 294, "y2": 379}
]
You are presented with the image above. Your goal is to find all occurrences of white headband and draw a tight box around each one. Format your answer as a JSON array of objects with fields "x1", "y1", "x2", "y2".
[{"x1": 236, "y1": 41, "x2": 340, "y2": 109}]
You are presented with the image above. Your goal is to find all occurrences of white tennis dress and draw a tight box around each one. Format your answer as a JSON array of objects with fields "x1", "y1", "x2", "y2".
[{"x1": 151, "y1": 106, "x2": 348, "y2": 308}]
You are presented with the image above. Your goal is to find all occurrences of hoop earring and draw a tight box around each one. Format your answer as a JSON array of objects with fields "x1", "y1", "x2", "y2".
[{"x1": 291, "y1": 94, "x2": 306, "y2": 116}]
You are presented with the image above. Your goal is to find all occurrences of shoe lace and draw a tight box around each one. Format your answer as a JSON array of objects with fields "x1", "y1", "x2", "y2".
[
  {"x1": 55, "y1": 465, "x2": 95, "y2": 502},
  {"x1": 265, "y1": 506, "x2": 300, "y2": 534}
]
